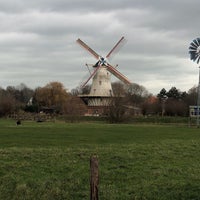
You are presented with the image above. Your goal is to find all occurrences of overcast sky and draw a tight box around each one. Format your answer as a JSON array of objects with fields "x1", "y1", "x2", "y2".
[{"x1": 0, "y1": 0, "x2": 199, "y2": 94}]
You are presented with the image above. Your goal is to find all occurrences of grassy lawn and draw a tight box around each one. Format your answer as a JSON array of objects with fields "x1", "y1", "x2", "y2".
[{"x1": 0, "y1": 119, "x2": 200, "y2": 199}]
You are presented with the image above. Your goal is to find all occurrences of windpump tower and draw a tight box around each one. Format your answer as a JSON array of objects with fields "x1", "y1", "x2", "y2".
[{"x1": 189, "y1": 37, "x2": 200, "y2": 126}]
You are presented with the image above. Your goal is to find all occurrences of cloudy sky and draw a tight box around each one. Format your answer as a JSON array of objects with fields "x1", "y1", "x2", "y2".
[{"x1": 0, "y1": 0, "x2": 199, "y2": 94}]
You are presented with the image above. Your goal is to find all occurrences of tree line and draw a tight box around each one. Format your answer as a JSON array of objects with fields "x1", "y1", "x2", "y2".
[
  {"x1": 105, "y1": 83, "x2": 197, "y2": 122},
  {"x1": 0, "y1": 81, "x2": 198, "y2": 120},
  {"x1": 0, "y1": 82, "x2": 86, "y2": 118}
]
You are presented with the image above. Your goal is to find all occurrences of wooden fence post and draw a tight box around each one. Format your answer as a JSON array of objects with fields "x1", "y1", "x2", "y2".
[{"x1": 90, "y1": 155, "x2": 99, "y2": 200}]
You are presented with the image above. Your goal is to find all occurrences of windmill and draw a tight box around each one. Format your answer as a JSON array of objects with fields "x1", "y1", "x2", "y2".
[
  {"x1": 189, "y1": 37, "x2": 200, "y2": 127},
  {"x1": 189, "y1": 38, "x2": 200, "y2": 63},
  {"x1": 76, "y1": 37, "x2": 131, "y2": 115}
]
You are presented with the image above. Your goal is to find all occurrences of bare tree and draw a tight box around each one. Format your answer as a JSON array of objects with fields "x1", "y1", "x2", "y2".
[
  {"x1": 34, "y1": 82, "x2": 69, "y2": 113},
  {"x1": 126, "y1": 83, "x2": 150, "y2": 106},
  {"x1": 0, "y1": 92, "x2": 16, "y2": 117},
  {"x1": 107, "y1": 82, "x2": 128, "y2": 123},
  {"x1": 63, "y1": 95, "x2": 87, "y2": 122}
]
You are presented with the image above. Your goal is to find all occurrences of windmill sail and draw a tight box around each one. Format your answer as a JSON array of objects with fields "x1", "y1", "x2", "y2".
[
  {"x1": 76, "y1": 38, "x2": 100, "y2": 60},
  {"x1": 107, "y1": 64, "x2": 131, "y2": 85},
  {"x1": 106, "y1": 36, "x2": 126, "y2": 59},
  {"x1": 80, "y1": 65, "x2": 101, "y2": 88}
]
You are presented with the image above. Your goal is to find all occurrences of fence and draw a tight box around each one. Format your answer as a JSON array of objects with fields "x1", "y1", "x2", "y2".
[{"x1": 90, "y1": 155, "x2": 99, "y2": 200}]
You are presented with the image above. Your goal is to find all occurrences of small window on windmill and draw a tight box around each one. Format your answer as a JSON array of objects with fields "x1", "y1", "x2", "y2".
[
  {"x1": 93, "y1": 89, "x2": 96, "y2": 93},
  {"x1": 99, "y1": 81, "x2": 102, "y2": 85}
]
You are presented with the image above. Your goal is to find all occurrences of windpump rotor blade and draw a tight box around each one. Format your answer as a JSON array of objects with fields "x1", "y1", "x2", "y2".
[
  {"x1": 81, "y1": 65, "x2": 101, "y2": 88},
  {"x1": 107, "y1": 64, "x2": 131, "y2": 85},
  {"x1": 76, "y1": 38, "x2": 100, "y2": 60},
  {"x1": 106, "y1": 36, "x2": 126, "y2": 59}
]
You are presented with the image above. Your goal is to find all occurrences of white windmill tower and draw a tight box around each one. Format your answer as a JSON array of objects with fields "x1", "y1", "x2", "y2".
[{"x1": 77, "y1": 37, "x2": 131, "y2": 115}]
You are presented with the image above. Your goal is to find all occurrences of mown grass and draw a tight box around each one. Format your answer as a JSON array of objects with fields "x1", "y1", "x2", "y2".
[{"x1": 0, "y1": 119, "x2": 200, "y2": 199}]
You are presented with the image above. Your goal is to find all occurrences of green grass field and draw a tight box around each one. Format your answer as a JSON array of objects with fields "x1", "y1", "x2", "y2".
[{"x1": 0, "y1": 119, "x2": 200, "y2": 199}]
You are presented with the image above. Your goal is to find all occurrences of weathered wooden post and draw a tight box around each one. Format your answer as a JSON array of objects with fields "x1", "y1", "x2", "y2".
[{"x1": 90, "y1": 155, "x2": 99, "y2": 200}]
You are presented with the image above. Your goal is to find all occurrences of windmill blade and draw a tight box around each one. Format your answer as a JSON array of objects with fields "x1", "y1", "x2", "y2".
[
  {"x1": 193, "y1": 39, "x2": 199, "y2": 47},
  {"x1": 107, "y1": 64, "x2": 131, "y2": 85},
  {"x1": 190, "y1": 42, "x2": 198, "y2": 48},
  {"x1": 189, "y1": 47, "x2": 197, "y2": 51},
  {"x1": 189, "y1": 44, "x2": 198, "y2": 50},
  {"x1": 190, "y1": 53, "x2": 197, "y2": 61},
  {"x1": 196, "y1": 38, "x2": 200, "y2": 46},
  {"x1": 80, "y1": 65, "x2": 101, "y2": 88},
  {"x1": 76, "y1": 38, "x2": 100, "y2": 60},
  {"x1": 197, "y1": 56, "x2": 200, "y2": 64},
  {"x1": 106, "y1": 36, "x2": 126, "y2": 60},
  {"x1": 194, "y1": 54, "x2": 200, "y2": 63}
]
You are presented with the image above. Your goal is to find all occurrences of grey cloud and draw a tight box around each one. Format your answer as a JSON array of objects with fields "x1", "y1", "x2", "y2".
[
  {"x1": 0, "y1": 0, "x2": 135, "y2": 13},
  {"x1": 0, "y1": 0, "x2": 198, "y2": 94}
]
